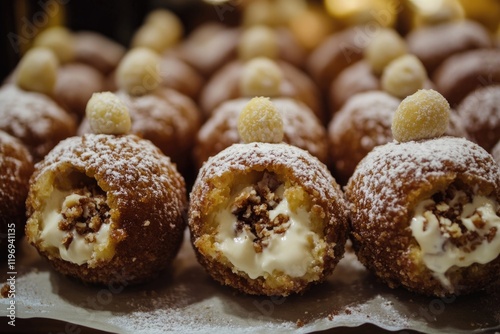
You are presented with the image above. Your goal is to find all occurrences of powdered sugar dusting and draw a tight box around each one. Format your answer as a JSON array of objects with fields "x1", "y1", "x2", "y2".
[
  {"x1": 194, "y1": 142, "x2": 339, "y2": 206},
  {"x1": 330, "y1": 91, "x2": 399, "y2": 148},
  {"x1": 34, "y1": 134, "x2": 185, "y2": 220},
  {"x1": 347, "y1": 137, "x2": 500, "y2": 224}
]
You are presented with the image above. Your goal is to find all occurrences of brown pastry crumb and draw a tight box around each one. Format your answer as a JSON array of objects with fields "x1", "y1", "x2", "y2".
[
  {"x1": 231, "y1": 172, "x2": 290, "y2": 253},
  {"x1": 296, "y1": 319, "x2": 304, "y2": 327}
]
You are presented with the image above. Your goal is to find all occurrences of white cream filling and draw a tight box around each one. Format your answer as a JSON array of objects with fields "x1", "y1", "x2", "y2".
[
  {"x1": 215, "y1": 187, "x2": 319, "y2": 279},
  {"x1": 40, "y1": 188, "x2": 112, "y2": 265},
  {"x1": 410, "y1": 193, "x2": 500, "y2": 288}
]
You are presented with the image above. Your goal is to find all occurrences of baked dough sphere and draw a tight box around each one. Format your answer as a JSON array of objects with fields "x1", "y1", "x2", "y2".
[
  {"x1": 0, "y1": 85, "x2": 77, "y2": 162},
  {"x1": 345, "y1": 137, "x2": 500, "y2": 297},
  {"x1": 25, "y1": 134, "x2": 187, "y2": 285},
  {"x1": 79, "y1": 89, "x2": 201, "y2": 179},
  {"x1": 307, "y1": 26, "x2": 373, "y2": 93},
  {"x1": 193, "y1": 97, "x2": 328, "y2": 168},
  {"x1": 54, "y1": 63, "x2": 105, "y2": 121},
  {"x1": 174, "y1": 23, "x2": 241, "y2": 77},
  {"x1": 199, "y1": 60, "x2": 322, "y2": 119},
  {"x1": 433, "y1": 49, "x2": 500, "y2": 106},
  {"x1": 73, "y1": 31, "x2": 126, "y2": 75},
  {"x1": 0, "y1": 131, "x2": 34, "y2": 255},
  {"x1": 406, "y1": 20, "x2": 492, "y2": 75},
  {"x1": 328, "y1": 61, "x2": 380, "y2": 114},
  {"x1": 189, "y1": 142, "x2": 349, "y2": 296},
  {"x1": 159, "y1": 54, "x2": 204, "y2": 100},
  {"x1": 457, "y1": 85, "x2": 500, "y2": 153},
  {"x1": 328, "y1": 91, "x2": 400, "y2": 185}
]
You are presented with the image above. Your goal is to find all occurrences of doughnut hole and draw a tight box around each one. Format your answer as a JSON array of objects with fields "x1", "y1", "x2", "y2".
[
  {"x1": 240, "y1": 58, "x2": 283, "y2": 97},
  {"x1": 382, "y1": 54, "x2": 428, "y2": 99},
  {"x1": 364, "y1": 28, "x2": 407, "y2": 76},
  {"x1": 392, "y1": 89, "x2": 450, "y2": 142},
  {"x1": 116, "y1": 48, "x2": 161, "y2": 96},
  {"x1": 16, "y1": 47, "x2": 59, "y2": 95},
  {"x1": 238, "y1": 97, "x2": 284, "y2": 144},
  {"x1": 238, "y1": 25, "x2": 279, "y2": 61},
  {"x1": 33, "y1": 26, "x2": 75, "y2": 64}
]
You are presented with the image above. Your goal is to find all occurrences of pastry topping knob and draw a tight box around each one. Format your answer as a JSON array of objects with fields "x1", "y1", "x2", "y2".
[
  {"x1": 392, "y1": 89, "x2": 450, "y2": 142},
  {"x1": 86, "y1": 92, "x2": 131, "y2": 135},
  {"x1": 238, "y1": 97, "x2": 284, "y2": 144}
]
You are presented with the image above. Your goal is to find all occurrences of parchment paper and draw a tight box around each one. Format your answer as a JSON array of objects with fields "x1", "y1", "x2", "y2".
[{"x1": 1, "y1": 232, "x2": 499, "y2": 334}]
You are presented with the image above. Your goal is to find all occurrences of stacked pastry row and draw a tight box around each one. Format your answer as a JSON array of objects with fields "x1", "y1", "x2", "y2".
[{"x1": 0, "y1": 0, "x2": 499, "y2": 299}]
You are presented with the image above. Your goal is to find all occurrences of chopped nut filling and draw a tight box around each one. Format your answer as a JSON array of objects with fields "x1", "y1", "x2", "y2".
[
  {"x1": 420, "y1": 184, "x2": 498, "y2": 252},
  {"x1": 230, "y1": 172, "x2": 289, "y2": 253},
  {"x1": 59, "y1": 184, "x2": 111, "y2": 249}
]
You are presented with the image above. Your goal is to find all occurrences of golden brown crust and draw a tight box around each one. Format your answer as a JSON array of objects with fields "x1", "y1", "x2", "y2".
[
  {"x1": 79, "y1": 88, "x2": 201, "y2": 179},
  {"x1": 73, "y1": 31, "x2": 126, "y2": 75},
  {"x1": 0, "y1": 131, "x2": 33, "y2": 254},
  {"x1": 189, "y1": 143, "x2": 349, "y2": 296},
  {"x1": 174, "y1": 23, "x2": 240, "y2": 77},
  {"x1": 406, "y1": 20, "x2": 492, "y2": 75},
  {"x1": 194, "y1": 97, "x2": 328, "y2": 168},
  {"x1": 457, "y1": 85, "x2": 500, "y2": 153},
  {"x1": 307, "y1": 26, "x2": 370, "y2": 93},
  {"x1": 159, "y1": 54, "x2": 204, "y2": 100},
  {"x1": 198, "y1": 60, "x2": 323, "y2": 120},
  {"x1": 329, "y1": 60, "x2": 380, "y2": 114},
  {"x1": 345, "y1": 137, "x2": 500, "y2": 297},
  {"x1": 0, "y1": 85, "x2": 77, "y2": 162},
  {"x1": 328, "y1": 91, "x2": 400, "y2": 185},
  {"x1": 25, "y1": 134, "x2": 187, "y2": 285},
  {"x1": 433, "y1": 49, "x2": 500, "y2": 107},
  {"x1": 55, "y1": 63, "x2": 105, "y2": 121}
]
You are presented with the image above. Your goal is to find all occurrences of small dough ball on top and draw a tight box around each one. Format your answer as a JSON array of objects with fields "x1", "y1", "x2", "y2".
[
  {"x1": 86, "y1": 92, "x2": 131, "y2": 135},
  {"x1": 238, "y1": 97, "x2": 284, "y2": 144},
  {"x1": 392, "y1": 89, "x2": 450, "y2": 142},
  {"x1": 116, "y1": 47, "x2": 161, "y2": 97},
  {"x1": 33, "y1": 26, "x2": 75, "y2": 64},
  {"x1": 381, "y1": 54, "x2": 428, "y2": 99},
  {"x1": 364, "y1": 28, "x2": 408, "y2": 76},
  {"x1": 16, "y1": 47, "x2": 59, "y2": 96}
]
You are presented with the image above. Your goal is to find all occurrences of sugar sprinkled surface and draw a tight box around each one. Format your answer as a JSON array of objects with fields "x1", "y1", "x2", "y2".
[
  {"x1": 34, "y1": 134, "x2": 185, "y2": 218},
  {"x1": 348, "y1": 136, "x2": 500, "y2": 224},
  {"x1": 458, "y1": 85, "x2": 500, "y2": 130}
]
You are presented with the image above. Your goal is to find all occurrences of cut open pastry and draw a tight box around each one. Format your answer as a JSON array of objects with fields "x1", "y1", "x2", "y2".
[
  {"x1": 26, "y1": 134, "x2": 187, "y2": 285},
  {"x1": 189, "y1": 143, "x2": 349, "y2": 296}
]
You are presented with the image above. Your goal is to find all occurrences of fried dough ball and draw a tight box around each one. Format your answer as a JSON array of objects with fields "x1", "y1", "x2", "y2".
[
  {"x1": 0, "y1": 131, "x2": 34, "y2": 256},
  {"x1": 345, "y1": 136, "x2": 500, "y2": 297},
  {"x1": 25, "y1": 134, "x2": 187, "y2": 285},
  {"x1": 456, "y1": 85, "x2": 500, "y2": 153},
  {"x1": 189, "y1": 143, "x2": 349, "y2": 296}
]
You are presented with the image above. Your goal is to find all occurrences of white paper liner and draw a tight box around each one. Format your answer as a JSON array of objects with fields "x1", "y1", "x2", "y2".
[{"x1": 1, "y1": 233, "x2": 499, "y2": 334}]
